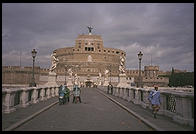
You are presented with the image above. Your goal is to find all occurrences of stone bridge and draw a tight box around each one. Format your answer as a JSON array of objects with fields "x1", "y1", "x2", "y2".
[{"x1": 2, "y1": 86, "x2": 194, "y2": 131}]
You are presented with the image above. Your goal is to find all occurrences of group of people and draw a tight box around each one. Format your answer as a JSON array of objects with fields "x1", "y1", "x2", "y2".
[{"x1": 58, "y1": 83, "x2": 82, "y2": 105}]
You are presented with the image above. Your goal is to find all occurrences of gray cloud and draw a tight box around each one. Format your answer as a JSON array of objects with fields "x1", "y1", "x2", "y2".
[{"x1": 2, "y1": 3, "x2": 194, "y2": 72}]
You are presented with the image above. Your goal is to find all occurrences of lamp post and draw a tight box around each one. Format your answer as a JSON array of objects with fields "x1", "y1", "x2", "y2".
[
  {"x1": 64, "y1": 65, "x2": 68, "y2": 85},
  {"x1": 138, "y1": 51, "x2": 143, "y2": 88},
  {"x1": 29, "y1": 49, "x2": 37, "y2": 87},
  {"x1": 109, "y1": 65, "x2": 111, "y2": 83}
]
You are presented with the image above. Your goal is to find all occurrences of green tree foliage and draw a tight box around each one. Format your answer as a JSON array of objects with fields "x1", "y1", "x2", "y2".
[{"x1": 161, "y1": 67, "x2": 194, "y2": 87}]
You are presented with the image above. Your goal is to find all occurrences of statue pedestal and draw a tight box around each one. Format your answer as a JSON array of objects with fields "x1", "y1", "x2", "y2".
[
  {"x1": 103, "y1": 78, "x2": 109, "y2": 86},
  {"x1": 117, "y1": 74, "x2": 131, "y2": 88},
  {"x1": 45, "y1": 72, "x2": 58, "y2": 86},
  {"x1": 67, "y1": 77, "x2": 73, "y2": 91}
]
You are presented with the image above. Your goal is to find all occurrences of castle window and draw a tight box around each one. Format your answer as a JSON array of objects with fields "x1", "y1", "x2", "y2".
[
  {"x1": 85, "y1": 47, "x2": 88, "y2": 51},
  {"x1": 104, "y1": 50, "x2": 106, "y2": 52},
  {"x1": 88, "y1": 47, "x2": 91, "y2": 51},
  {"x1": 73, "y1": 49, "x2": 75, "y2": 51},
  {"x1": 99, "y1": 50, "x2": 101, "y2": 52},
  {"x1": 112, "y1": 51, "x2": 114, "y2": 53},
  {"x1": 91, "y1": 43, "x2": 94, "y2": 45},
  {"x1": 108, "y1": 50, "x2": 110, "y2": 53},
  {"x1": 78, "y1": 45, "x2": 81, "y2": 48},
  {"x1": 85, "y1": 43, "x2": 88, "y2": 45},
  {"x1": 97, "y1": 46, "x2": 100, "y2": 49},
  {"x1": 116, "y1": 51, "x2": 119, "y2": 54}
]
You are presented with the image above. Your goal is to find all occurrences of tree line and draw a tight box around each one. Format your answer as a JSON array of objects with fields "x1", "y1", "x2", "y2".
[{"x1": 159, "y1": 68, "x2": 194, "y2": 87}]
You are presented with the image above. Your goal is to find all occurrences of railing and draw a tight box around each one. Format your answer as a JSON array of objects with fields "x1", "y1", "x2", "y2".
[
  {"x1": 2, "y1": 86, "x2": 60, "y2": 114},
  {"x1": 98, "y1": 86, "x2": 194, "y2": 127}
]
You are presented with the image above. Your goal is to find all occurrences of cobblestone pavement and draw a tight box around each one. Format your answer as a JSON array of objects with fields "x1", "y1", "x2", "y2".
[
  {"x1": 12, "y1": 87, "x2": 151, "y2": 131},
  {"x1": 96, "y1": 88, "x2": 193, "y2": 131}
]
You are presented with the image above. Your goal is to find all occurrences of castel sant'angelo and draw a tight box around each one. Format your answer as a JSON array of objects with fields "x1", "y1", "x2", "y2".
[
  {"x1": 54, "y1": 26, "x2": 126, "y2": 86},
  {"x1": 2, "y1": 27, "x2": 169, "y2": 87}
]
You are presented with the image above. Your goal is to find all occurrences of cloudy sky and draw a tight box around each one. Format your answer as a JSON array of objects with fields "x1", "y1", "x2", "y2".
[{"x1": 2, "y1": 3, "x2": 194, "y2": 72}]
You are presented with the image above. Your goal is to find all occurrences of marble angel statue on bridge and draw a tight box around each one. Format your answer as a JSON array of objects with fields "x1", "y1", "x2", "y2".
[
  {"x1": 119, "y1": 55, "x2": 126, "y2": 74},
  {"x1": 49, "y1": 51, "x2": 59, "y2": 72}
]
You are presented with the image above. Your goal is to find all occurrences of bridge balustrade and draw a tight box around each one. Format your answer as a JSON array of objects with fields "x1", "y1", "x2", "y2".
[
  {"x1": 2, "y1": 86, "x2": 60, "y2": 114},
  {"x1": 98, "y1": 86, "x2": 194, "y2": 127}
]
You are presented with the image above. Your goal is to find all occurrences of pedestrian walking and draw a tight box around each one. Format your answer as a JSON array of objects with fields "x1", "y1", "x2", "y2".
[
  {"x1": 72, "y1": 84, "x2": 82, "y2": 103},
  {"x1": 148, "y1": 85, "x2": 161, "y2": 118},
  {"x1": 107, "y1": 82, "x2": 113, "y2": 94},
  {"x1": 64, "y1": 84, "x2": 70, "y2": 103}
]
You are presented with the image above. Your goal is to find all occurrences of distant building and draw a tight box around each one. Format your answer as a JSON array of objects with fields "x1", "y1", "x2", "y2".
[{"x1": 126, "y1": 65, "x2": 169, "y2": 87}]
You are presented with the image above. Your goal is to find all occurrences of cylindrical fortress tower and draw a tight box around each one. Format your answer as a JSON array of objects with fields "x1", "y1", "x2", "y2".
[{"x1": 54, "y1": 29, "x2": 126, "y2": 80}]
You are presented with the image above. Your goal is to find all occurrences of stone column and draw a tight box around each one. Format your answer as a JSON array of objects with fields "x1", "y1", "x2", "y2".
[
  {"x1": 127, "y1": 88, "x2": 131, "y2": 102},
  {"x1": 40, "y1": 88, "x2": 45, "y2": 101},
  {"x1": 159, "y1": 93, "x2": 166, "y2": 115},
  {"x1": 32, "y1": 88, "x2": 38, "y2": 104},
  {"x1": 51, "y1": 87, "x2": 55, "y2": 97},
  {"x1": 55, "y1": 86, "x2": 59, "y2": 96},
  {"x1": 123, "y1": 88, "x2": 127, "y2": 100},
  {"x1": 133, "y1": 88, "x2": 140, "y2": 104},
  {"x1": 21, "y1": 89, "x2": 29, "y2": 108},
  {"x1": 46, "y1": 87, "x2": 51, "y2": 99},
  {"x1": 4, "y1": 89, "x2": 16, "y2": 113}
]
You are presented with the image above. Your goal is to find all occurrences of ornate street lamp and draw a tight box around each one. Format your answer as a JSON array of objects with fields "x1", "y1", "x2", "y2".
[
  {"x1": 29, "y1": 49, "x2": 37, "y2": 87},
  {"x1": 109, "y1": 65, "x2": 112, "y2": 83},
  {"x1": 137, "y1": 51, "x2": 143, "y2": 88}
]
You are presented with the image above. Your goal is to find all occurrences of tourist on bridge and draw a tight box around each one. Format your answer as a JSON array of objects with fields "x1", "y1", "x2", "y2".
[
  {"x1": 148, "y1": 85, "x2": 161, "y2": 119},
  {"x1": 59, "y1": 83, "x2": 70, "y2": 104},
  {"x1": 107, "y1": 82, "x2": 113, "y2": 94},
  {"x1": 64, "y1": 83, "x2": 70, "y2": 103},
  {"x1": 72, "y1": 84, "x2": 82, "y2": 103}
]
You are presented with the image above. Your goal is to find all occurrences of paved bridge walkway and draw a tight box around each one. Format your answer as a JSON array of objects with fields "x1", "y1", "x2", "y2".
[{"x1": 2, "y1": 87, "x2": 193, "y2": 131}]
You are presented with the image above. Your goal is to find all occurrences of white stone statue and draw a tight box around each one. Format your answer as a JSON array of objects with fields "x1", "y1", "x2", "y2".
[
  {"x1": 68, "y1": 68, "x2": 73, "y2": 78},
  {"x1": 119, "y1": 55, "x2": 126, "y2": 74},
  {"x1": 49, "y1": 51, "x2": 59, "y2": 72},
  {"x1": 105, "y1": 69, "x2": 109, "y2": 78},
  {"x1": 99, "y1": 72, "x2": 102, "y2": 78},
  {"x1": 74, "y1": 73, "x2": 79, "y2": 85}
]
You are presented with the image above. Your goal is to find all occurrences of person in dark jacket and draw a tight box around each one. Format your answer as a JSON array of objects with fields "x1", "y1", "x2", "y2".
[
  {"x1": 72, "y1": 84, "x2": 81, "y2": 103},
  {"x1": 107, "y1": 82, "x2": 113, "y2": 94}
]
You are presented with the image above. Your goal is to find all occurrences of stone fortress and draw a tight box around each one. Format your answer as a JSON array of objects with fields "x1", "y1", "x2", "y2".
[
  {"x1": 2, "y1": 27, "x2": 170, "y2": 87},
  {"x1": 54, "y1": 27, "x2": 126, "y2": 87}
]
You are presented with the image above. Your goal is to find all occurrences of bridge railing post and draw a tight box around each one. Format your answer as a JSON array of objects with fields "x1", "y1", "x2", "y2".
[
  {"x1": 159, "y1": 90, "x2": 194, "y2": 127},
  {"x1": 55, "y1": 86, "x2": 59, "y2": 96},
  {"x1": 51, "y1": 87, "x2": 55, "y2": 97},
  {"x1": 46, "y1": 87, "x2": 51, "y2": 99},
  {"x1": 172, "y1": 93, "x2": 194, "y2": 127},
  {"x1": 3, "y1": 89, "x2": 16, "y2": 113},
  {"x1": 127, "y1": 88, "x2": 131, "y2": 102},
  {"x1": 32, "y1": 87, "x2": 39, "y2": 104},
  {"x1": 40, "y1": 87, "x2": 45, "y2": 101},
  {"x1": 119, "y1": 87, "x2": 123, "y2": 98},
  {"x1": 140, "y1": 88, "x2": 150, "y2": 109},
  {"x1": 133, "y1": 88, "x2": 140, "y2": 104},
  {"x1": 20, "y1": 88, "x2": 30, "y2": 108},
  {"x1": 113, "y1": 87, "x2": 117, "y2": 96},
  {"x1": 122, "y1": 88, "x2": 126, "y2": 100}
]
